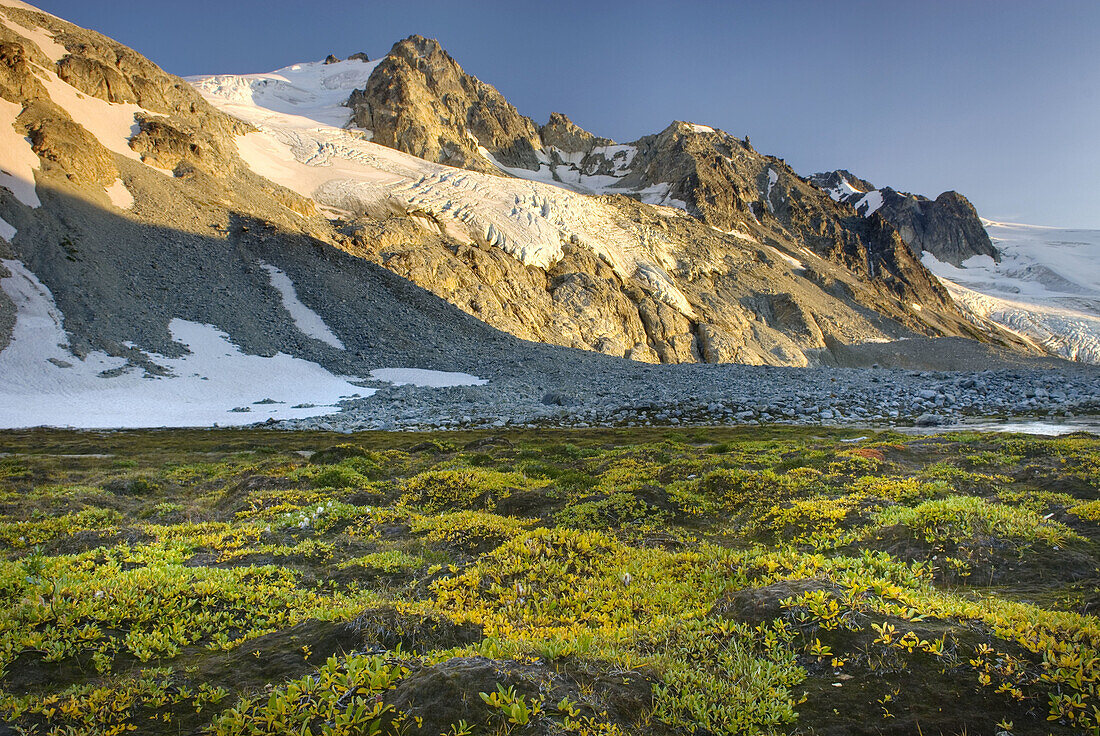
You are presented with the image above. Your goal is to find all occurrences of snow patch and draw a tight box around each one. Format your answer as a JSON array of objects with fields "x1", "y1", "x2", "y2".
[
  {"x1": 764, "y1": 244, "x2": 805, "y2": 271},
  {"x1": 821, "y1": 175, "x2": 865, "y2": 202},
  {"x1": 764, "y1": 168, "x2": 779, "y2": 213},
  {"x1": 710, "y1": 225, "x2": 759, "y2": 243},
  {"x1": 260, "y1": 261, "x2": 345, "y2": 350},
  {"x1": 634, "y1": 182, "x2": 690, "y2": 211},
  {"x1": 689, "y1": 123, "x2": 715, "y2": 133},
  {"x1": 855, "y1": 190, "x2": 884, "y2": 217},
  {"x1": 0, "y1": 259, "x2": 377, "y2": 428},
  {"x1": 104, "y1": 178, "x2": 133, "y2": 209},
  {"x1": 0, "y1": 216, "x2": 15, "y2": 241},
  {"x1": 369, "y1": 368, "x2": 487, "y2": 387},
  {"x1": 0, "y1": 97, "x2": 41, "y2": 207}
]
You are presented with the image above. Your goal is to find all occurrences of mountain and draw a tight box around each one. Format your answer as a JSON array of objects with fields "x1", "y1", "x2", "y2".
[
  {"x1": 0, "y1": 3, "x2": 1077, "y2": 431},
  {"x1": 808, "y1": 170, "x2": 998, "y2": 266},
  {"x1": 0, "y1": 1, "x2": 536, "y2": 427},
  {"x1": 807, "y1": 172, "x2": 1100, "y2": 363},
  {"x1": 191, "y1": 35, "x2": 1038, "y2": 367}
]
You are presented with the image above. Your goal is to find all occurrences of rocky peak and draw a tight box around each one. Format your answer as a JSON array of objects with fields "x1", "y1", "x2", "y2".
[
  {"x1": 539, "y1": 112, "x2": 608, "y2": 154},
  {"x1": 876, "y1": 188, "x2": 998, "y2": 266},
  {"x1": 346, "y1": 34, "x2": 543, "y2": 173},
  {"x1": 809, "y1": 171, "x2": 999, "y2": 266},
  {"x1": 808, "y1": 170, "x2": 876, "y2": 199}
]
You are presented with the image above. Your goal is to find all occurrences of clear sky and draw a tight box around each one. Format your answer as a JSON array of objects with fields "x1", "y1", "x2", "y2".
[{"x1": 33, "y1": 0, "x2": 1100, "y2": 228}]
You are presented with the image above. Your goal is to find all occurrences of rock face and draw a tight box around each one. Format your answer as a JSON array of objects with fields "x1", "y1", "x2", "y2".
[
  {"x1": 809, "y1": 170, "x2": 998, "y2": 266},
  {"x1": 877, "y1": 189, "x2": 998, "y2": 266},
  {"x1": 347, "y1": 35, "x2": 543, "y2": 174}
]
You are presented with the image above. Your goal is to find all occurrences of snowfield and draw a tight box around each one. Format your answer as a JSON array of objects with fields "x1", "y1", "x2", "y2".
[
  {"x1": 922, "y1": 221, "x2": 1100, "y2": 363},
  {"x1": 0, "y1": 259, "x2": 489, "y2": 428},
  {"x1": 0, "y1": 260, "x2": 374, "y2": 428},
  {"x1": 188, "y1": 61, "x2": 697, "y2": 317},
  {"x1": 260, "y1": 262, "x2": 346, "y2": 350}
]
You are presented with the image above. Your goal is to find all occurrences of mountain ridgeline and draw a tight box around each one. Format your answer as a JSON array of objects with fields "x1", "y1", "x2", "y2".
[
  {"x1": 335, "y1": 35, "x2": 1028, "y2": 364},
  {"x1": 0, "y1": 9, "x2": 1047, "y2": 375},
  {"x1": 808, "y1": 170, "x2": 999, "y2": 267}
]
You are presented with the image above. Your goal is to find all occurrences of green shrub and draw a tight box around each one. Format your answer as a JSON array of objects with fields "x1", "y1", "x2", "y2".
[
  {"x1": 401, "y1": 468, "x2": 538, "y2": 512},
  {"x1": 873, "y1": 495, "x2": 1077, "y2": 549}
]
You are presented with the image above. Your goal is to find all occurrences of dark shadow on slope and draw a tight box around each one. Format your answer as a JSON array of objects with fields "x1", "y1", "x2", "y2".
[
  {"x1": 0, "y1": 182, "x2": 1088, "y2": 389},
  {"x1": 0, "y1": 182, "x2": 623, "y2": 382}
]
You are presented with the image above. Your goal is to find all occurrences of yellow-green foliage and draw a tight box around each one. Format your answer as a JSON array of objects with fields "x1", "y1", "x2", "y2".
[
  {"x1": 556, "y1": 491, "x2": 669, "y2": 530},
  {"x1": 211, "y1": 655, "x2": 408, "y2": 735},
  {"x1": 0, "y1": 543, "x2": 371, "y2": 673},
  {"x1": 3, "y1": 667, "x2": 229, "y2": 735},
  {"x1": 0, "y1": 507, "x2": 121, "y2": 548},
  {"x1": 0, "y1": 427, "x2": 1098, "y2": 735},
  {"x1": 756, "y1": 495, "x2": 865, "y2": 547},
  {"x1": 409, "y1": 509, "x2": 531, "y2": 552},
  {"x1": 401, "y1": 468, "x2": 541, "y2": 512},
  {"x1": 339, "y1": 550, "x2": 424, "y2": 573},
  {"x1": 849, "y1": 475, "x2": 948, "y2": 503},
  {"x1": 431, "y1": 527, "x2": 725, "y2": 637},
  {"x1": 650, "y1": 620, "x2": 802, "y2": 734},
  {"x1": 1069, "y1": 499, "x2": 1100, "y2": 521},
  {"x1": 873, "y1": 495, "x2": 1078, "y2": 548}
]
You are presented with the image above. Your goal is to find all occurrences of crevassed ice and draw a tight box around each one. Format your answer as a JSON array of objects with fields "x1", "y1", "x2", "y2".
[{"x1": 189, "y1": 64, "x2": 698, "y2": 319}]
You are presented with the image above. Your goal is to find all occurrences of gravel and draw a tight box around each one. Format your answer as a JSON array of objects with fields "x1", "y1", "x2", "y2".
[{"x1": 285, "y1": 360, "x2": 1100, "y2": 433}]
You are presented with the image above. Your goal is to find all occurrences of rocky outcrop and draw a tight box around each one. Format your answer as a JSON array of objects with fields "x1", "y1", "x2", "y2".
[
  {"x1": 809, "y1": 170, "x2": 998, "y2": 266},
  {"x1": 17, "y1": 99, "x2": 118, "y2": 186},
  {"x1": 876, "y1": 189, "x2": 998, "y2": 266},
  {"x1": 539, "y1": 112, "x2": 608, "y2": 153},
  {"x1": 347, "y1": 35, "x2": 543, "y2": 174}
]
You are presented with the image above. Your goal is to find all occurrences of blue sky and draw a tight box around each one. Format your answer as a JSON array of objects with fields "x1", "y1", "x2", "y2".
[{"x1": 36, "y1": 0, "x2": 1100, "y2": 227}]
